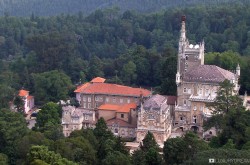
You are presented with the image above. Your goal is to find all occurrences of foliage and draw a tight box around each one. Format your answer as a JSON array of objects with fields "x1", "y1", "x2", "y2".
[
  {"x1": 132, "y1": 131, "x2": 162, "y2": 165},
  {"x1": 35, "y1": 102, "x2": 62, "y2": 130},
  {"x1": 0, "y1": 109, "x2": 29, "y2": 164},
  {"x1": 205, "y1": 80, "x2": 250, "y2": 149},
  {"x1": 27, "y1": 145, "x2": 77, "y2": 165},
  {"x1": 32, "y1": 70, "x2": 73, "y2": 104},
  {"x1": 54, "y1": 137, "x2": 97, "y2": 165},
  {"x1": 0, "y1": 153, "x2": 8, "y2": 165},
  {"x1": 163, "y1": 132, "x2": 209, "y2": 164},
  {"x1": 13, "y1": 95, "x2": 24, "y2": 113}
]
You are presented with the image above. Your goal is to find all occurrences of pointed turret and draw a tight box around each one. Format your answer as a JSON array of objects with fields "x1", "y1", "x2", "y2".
[{"x1": 180, "y1": 15, "x2": 186, "y2": 41}]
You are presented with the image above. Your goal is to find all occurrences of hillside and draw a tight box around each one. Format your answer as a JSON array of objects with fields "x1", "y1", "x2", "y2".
[{"x1": 0, "y1": 0, "x2": 249, "y2": 16}]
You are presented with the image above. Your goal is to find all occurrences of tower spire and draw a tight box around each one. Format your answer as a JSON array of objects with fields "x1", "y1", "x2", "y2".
[{"x1": 180, "y1": 15, "x2": 186, "y2": 41}]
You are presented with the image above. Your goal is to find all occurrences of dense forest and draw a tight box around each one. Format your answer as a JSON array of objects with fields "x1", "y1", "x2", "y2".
[
  {"x1": 0, "y1": 0, "x2": 249, "y2": 16},
  {"x1": 0, "y1": 3, "x2": 250, "y2": 107}
]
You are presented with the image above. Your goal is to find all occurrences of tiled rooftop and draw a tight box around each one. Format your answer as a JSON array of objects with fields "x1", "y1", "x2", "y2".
[
  {"x1": 19, "y1": 89, "x2": 29, "y2": 97},
  {"x1": 184, "y1": 65, "x2": 235, "y2": 83},
  {"x1": 74, "y1": 77, "x2": 151, "y2": 97},
  {"x1": 98, "y1": 103, "x2": 137, "y2": 113},
  {"x1": 143, "y1": 94, "x2": 167, "y2": 109}
]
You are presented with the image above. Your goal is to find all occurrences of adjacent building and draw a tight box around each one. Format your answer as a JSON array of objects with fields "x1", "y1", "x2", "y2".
[{"x1": 62, "y1": 77, "x2": 152, "y2": 137}]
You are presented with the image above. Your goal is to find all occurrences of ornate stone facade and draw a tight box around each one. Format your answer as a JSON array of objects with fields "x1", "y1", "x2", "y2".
[{"x1": 137, "y1": 94, "x2": 172, "y2": 145}]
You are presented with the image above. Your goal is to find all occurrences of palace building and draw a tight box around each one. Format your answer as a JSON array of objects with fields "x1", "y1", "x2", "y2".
[{"x1": 174, "y1": 16, "x2": 240, "y2": 133}]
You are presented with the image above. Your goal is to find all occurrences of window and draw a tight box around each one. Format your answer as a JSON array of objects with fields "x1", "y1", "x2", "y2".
[
  {"x1": 205, "y1": 89, "x2": 209, "y2": 96},
  {"x1": 184, "y1": 100, "x2": 187, "y2": 106},
  {"x1": 186, "y1": 56, "x2": 188, "y2": 60},
  {"x1": 88, "y1": 103, "x2": 91, "y2": 108},
  {"x1": 85, "y1": 115, "x2": 89, "y2": 120},
  {"x1": 121, "y1": 114, "x2": 124, "y2": 118},
  {"x1": 88, "y1": 97, "x2": 91, "y2": 102},
  {"x1": 188, "y1": 88, "x2": 191, "y2": 94},
  {"x1": 183, "y1": 87, "x2": 187, "y2": 93},
  {"x1": 194, "y1": 105, "x2": 197, "y2": 111},
  {"x1": 84, "y1": 103, "x2": 86, "y2": 108},
  {"x1": 127, "y1": 99, "x2": 130, "y2": 103},
  {"x1": 200, "y1": 106, "x2": 203, "y2": 111},
  {"x1": 83, "y1": 96, "x2": 86, "y2": 101},
  {"x1": 180, "y1": 116, "x2": 183, "y2": 120},
  {"x1": 120, "y1": 99, "x2": 123, "y2": 103},
  {"x1": 66, "y1": 124, "x2": 68, "y2": 128},
  {"x1": 95, "y1": 97, "x2": 99, "y2": 101},
  {"x1": 114, "y1": 128, "x2": 118, "y2": 133},
  {"x1": 106, "y1": 97, "x2": 109, "y2": 102},
  {"x1": 113, "y1": 97, "x2": 116, "y2": 103},
  {"x1": 199, "y1": 88, "x2": 203, "y2": 95},
  {"x1": 193, "y1": 116, "x2": 197, "y2": 123}
]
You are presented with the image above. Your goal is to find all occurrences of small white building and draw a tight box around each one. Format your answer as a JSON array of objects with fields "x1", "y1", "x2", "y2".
[{"x1": 18, "y1": 89, "x2": 35, "y2": 114}]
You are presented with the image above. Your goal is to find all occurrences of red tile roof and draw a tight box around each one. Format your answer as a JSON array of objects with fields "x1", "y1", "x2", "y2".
[
  {"x1": 98, "y1": 103, "x2": 137, "y2": 113},
  {"x1": 91, "y1": 77, "x2": 106, "y2": 83},
  {"x1": 106, "y1": 118, "x2": 136, "y2": 128},
  {"x1": 74, "y1": 82, "x2": 91, "y2": 93},
  {"x1": 75, "y1": 82, "x2": 151, "y2": 97},
  {"x1": 19, "y1": 89, "x2": 29, "y2": 97},
  {"x1": 27, "y1": 95, "x2": 34, "y2": 100}
]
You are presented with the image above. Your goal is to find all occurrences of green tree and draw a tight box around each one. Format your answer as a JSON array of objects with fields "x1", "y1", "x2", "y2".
[
  {"x1": 102, "y1": 151, "x2": 131, "y2": 165},
  {"x1": 0, "y1": 109, "x2": 28, "y2": 164},
  {"x1": 132, "y1": 131, "x2": 162, "y2": 165},
  {"x1": 32, "y1": 70, "x2": 73, "y2": 104},
  {"x1": 13, "y1": 95, "x2": 24, "y2": 113},
  {"x1": 0, "y1": 153, "x2": 8, "y2": 165},
  {"x1": 163, "y1": 132, "x2": 209, "y2": 164},
  {"x1": 205, "y1": 80, "x2": 249, "y2": 148},
  {"x1": 35, "y1": 102, "x2": 62, "y2": 129},
  {"x1": 121, "y1": 61, "x2": 137, "y2": 85},
  {"x1": 28, "y1": 145, "x2": 77, "y2": 165},
  {"x1": 141, "y1": 131, "x2": 159, "y2": 151}
]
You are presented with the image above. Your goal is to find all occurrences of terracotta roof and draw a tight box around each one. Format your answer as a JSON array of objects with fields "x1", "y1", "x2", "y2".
[
  {"x1": 74, "y1": 82, "x2": 91, "y2": 93},
  {"x1": 184, "y1": 65, "x2": 235, "y2": 83},
  {"x1": 75, "y1": 82, "x2": 151, "y2": 97},
  {"x1": 19, "y1": 89, "x2": 29, "y2": 97},
  {"x1": 106, "y1": 118, "x2": 136, "y2": 128},
  {"x1": 98, "y1": 103, "x2": 137, "y2": 113},
  {"x1": 90, "y1": 77, "x2": 106, "y2": 83},
  {"x1": 27, "y1": 95, "x2": 34, "y2": 100},
  {"x1": 143, "y1": 94, "x2": 167, "y2": 109}
]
